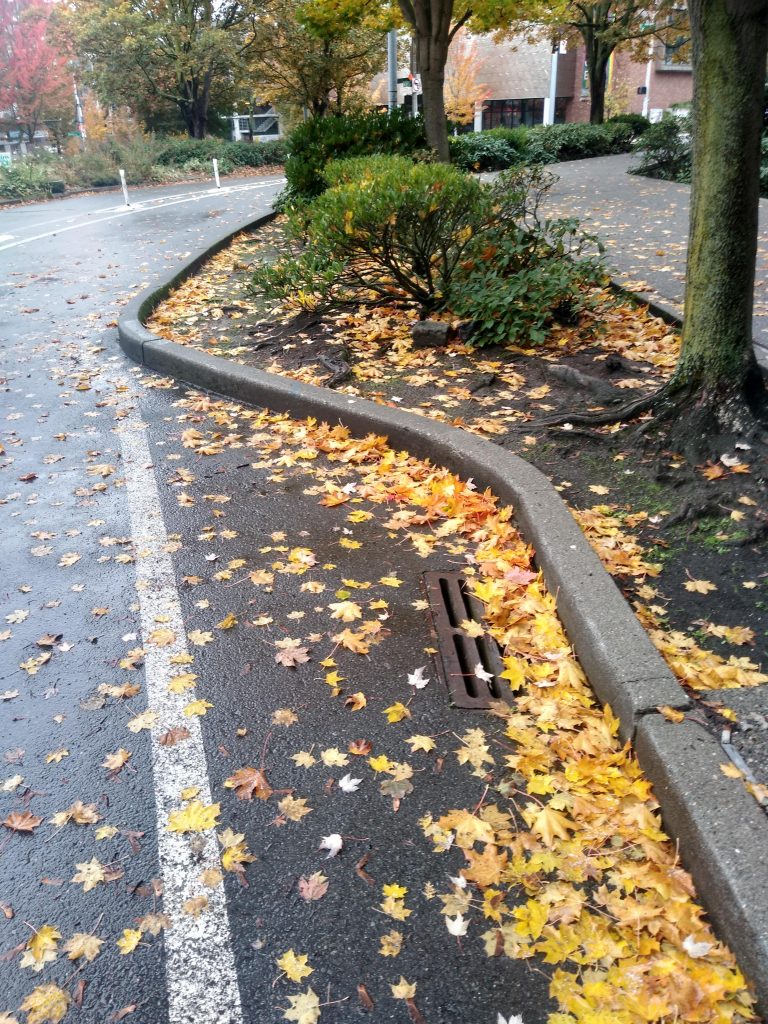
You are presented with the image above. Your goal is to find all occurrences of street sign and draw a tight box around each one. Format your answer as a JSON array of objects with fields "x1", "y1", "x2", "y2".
[{"x1": 0, "y1": 153, "x2": 11, "y2": 168}]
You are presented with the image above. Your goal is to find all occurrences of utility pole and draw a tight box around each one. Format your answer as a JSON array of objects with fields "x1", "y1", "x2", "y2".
[
  {"x1": 387, "y1": 29, "x2": 398, "y2": 111},
  {"x1": 543, "y1": 38, "x2": 559, "y2": 125}
]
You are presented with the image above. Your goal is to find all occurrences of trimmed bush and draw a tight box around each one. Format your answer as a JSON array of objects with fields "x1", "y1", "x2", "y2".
[
  {"x1": 281, "y1": 109, "x2": 427, "y2": 202},
  {"x1": 629, "y1": 113, "x2": 691, "y2": 182},
  {"x1": 155, "y1": 138, "x2": 286, "y2": 169},
  {"x1": 449, "y1": 132, "x2": 520, "y2": 171},
  {"x1": 525, "y1": 122, "x2": 634, "y2": 164},
  {"x1": 607, "y1": 112, "x2": 652, "y2": 136},
  {"x1": 253, "y1": 157, "x2": 604, "y2": 347}
]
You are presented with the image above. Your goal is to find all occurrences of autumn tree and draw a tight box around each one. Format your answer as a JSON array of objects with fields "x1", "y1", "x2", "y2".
[
  {"x1": 444, "y1": 28, "x2": 489, "y2": 125},
  {"x1": 0, "y1": 0, "x2": 73, "y2": 143},
  {"x1": 544, "y1": 0, "x2": 686, "y2": 124},
  {"x1": 246, "y1": 0, "x2": 386, "y2": 119},
  {"x1": 63, "y1": 0, "x2": 261, "y2": 138},
  {"x1": 554, "y1": 0, "x2": 768, "y2": 458},
  {"x1": 300, "y1": 0, "x2": 542, "y2": 160}
]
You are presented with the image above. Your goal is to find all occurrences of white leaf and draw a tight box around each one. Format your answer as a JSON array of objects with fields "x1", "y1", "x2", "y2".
[
  {"x1": 319, "y1": 833, "x2": 343, "y2": 858},
  {"x1": 498, "y1": 1015, "x2": 525, "y2": 1024},
  {"x1": 474, "y1": 662, "x2": 494, "y2": 684},
  {"x1": 720, "y1": 453, "x2": 741, "y2": 467},
  {"x1": 0, "y1": 690, "x2": 19, "y2": 701},
  {"x1": 407, "y1": 666, "x2": 429, "y2": 689},
  {"x1": 449, "y1": 874, "x2": 467, "y2": 889},
  {"x1": 446, "y1": 914, "x2": 468, "y2": 936},
  {"x1": 682, "y1": 934, "x2": 714, "y2": 959},
  {"x1": 338, "y1": 774, "x2": 361, "y2": 793}
]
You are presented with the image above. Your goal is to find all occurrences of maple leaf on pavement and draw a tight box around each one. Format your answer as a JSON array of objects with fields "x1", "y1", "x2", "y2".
[
  {"x1": 3, "y1": 810, "x2": 43, "y2": 832},
  {"x1": 20, "y1": 925, "x2": 61, "y2": 972},
  {"x1": 276, "y1": 949, "x2": 314, "y2": 982},
  {"x1": 338, "y1": 774, "x2": 361, "y2": 793},
  {"x1": 298, "y1": 872, "x2": 329, "y2": 901},
  {"x1": 63, "y1": 933, "x2": 103, "y2": 962},
  {"x1": 282, "y1": 989, "x2": 320, "y2": 1024},
  {"x1": 167, "y1": 801, "x2": 221, "y2": 833},
  {"x1": 390, "y1": 977, "x2": 417, "y2": 1000},
  {"x1": 20, "y1": 984, "x2": 70, "y2": 1024},
  {"x1": 406, "y1": 666, "x2": 429, "y2": 689},
  {"x1": 274, "y1": 639, "x2": 310, "y2": 667},
  {"x1": 72, "y1": 858, "x2": 105, "y2": 892},
  {"x1": 277, "y1": 795, "x2": 312, "y2": 822},
  {"x1": 383, "y1": 702, "x2": 411, "y2": 724},
  {"x1": 224, "y1": 767, "x2": 273, "y2": 801},
  {"x1": 379, "y1": 930, "x2": 403, "y2": 957},
  {"x1": 319, "y1": 833, "x2": 343, "y2": 858},
  {"x1": 684, "y1": 577, "x2": 717, "y2": 594},
  {"x1": 446, "y1": 915, "x2": 469, "y2": 936},
  {"x1": 116, "y1": 929, "x2": 142, "y2": 955},
  {"x1": 498, "y1": 1015, "x2": 525, "y2": 1024}
]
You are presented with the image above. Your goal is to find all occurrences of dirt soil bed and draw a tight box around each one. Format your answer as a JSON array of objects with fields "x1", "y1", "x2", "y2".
[{"x1": 147, "y1": 219, "x2": 768, "y2": 793}]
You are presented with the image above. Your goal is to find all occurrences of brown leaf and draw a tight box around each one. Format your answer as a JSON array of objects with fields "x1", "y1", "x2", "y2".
[
  {"x1": 72, "y1": 979, "x2": 86, "y2": 1009},
  {"x1": 3, "y1": 810, "x2": 43, "y2": 832},
  {"x1": 355, "y1": 854, "x2": 374, "y2": 886},
  {"x1": 297, "y1": 872, "x2": 328, "y2": 902},
  {"x1": 357, "y1": 984, "x2": 374, "y2": 1011},
  {"x1": 111, "y1": 1006, "x2": 137, "y2": 1021},
  {"x1": 406, "y1": 998, "x2": 426, "y2": 1024},
  {"x1": 224, "y1": 767, "x2": 272, "y2": 801},
  {"x1": 158, "y1": 727, "x2": 191, "y2": 747},
  {"x1": 0, "y1": 902, "x2": 14, "y2": 919}
]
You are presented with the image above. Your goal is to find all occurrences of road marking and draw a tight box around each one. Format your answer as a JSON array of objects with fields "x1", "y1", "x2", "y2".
[
  {"x1": 0, "y1": 233, "x2": 14, "y2": 242},
  {"x1": 118, "y1": 416, "x2": 244, "y2": 1024},
  {"x1": 0, "y1": 178, "x2": 284, "y2": 252}
]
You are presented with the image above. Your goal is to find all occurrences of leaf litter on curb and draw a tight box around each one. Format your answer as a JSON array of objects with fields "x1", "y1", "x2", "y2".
[{"x1": 2, "y1": 295, "x2": 764, "y2": 1021}]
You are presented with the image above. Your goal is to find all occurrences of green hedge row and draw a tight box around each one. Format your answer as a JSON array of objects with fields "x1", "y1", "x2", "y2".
[{"x1": 449, "y1": 118, "x2": 646, "y2": 172}]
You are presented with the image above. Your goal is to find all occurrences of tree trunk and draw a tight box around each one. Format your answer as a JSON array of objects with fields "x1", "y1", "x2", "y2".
[
  {"x1": 400, "y1": 0, "x2": 452, "y2": 161},
  {"x1": 419, "y1": 56, "x2": 449, "y2": 160},
  {"x1": 586, "y1": 46, "x2": 610, "y2": 124},
  {"x1": 675, "y1": 0, "x2": 768, "y2": 411}
]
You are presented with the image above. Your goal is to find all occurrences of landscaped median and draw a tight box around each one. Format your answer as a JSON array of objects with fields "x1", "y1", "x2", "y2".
[{"x1": 119, "y1": 204, "x2": 768, "y2": 1019}]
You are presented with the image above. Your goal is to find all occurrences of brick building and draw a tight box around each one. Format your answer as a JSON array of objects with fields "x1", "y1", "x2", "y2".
[{"x1": 452, "y1": 32, "x2": 692, "y2": 129}]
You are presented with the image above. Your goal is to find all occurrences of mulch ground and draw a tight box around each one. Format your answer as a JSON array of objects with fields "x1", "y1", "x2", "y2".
[{"x1": 147, "y1": 219, "x2": 768, "y2": 788}]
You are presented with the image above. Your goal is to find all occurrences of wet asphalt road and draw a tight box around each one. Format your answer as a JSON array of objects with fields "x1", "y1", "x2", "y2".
[{"x1": 0, "y1": 181, "x2": 555, "y2": 1023}]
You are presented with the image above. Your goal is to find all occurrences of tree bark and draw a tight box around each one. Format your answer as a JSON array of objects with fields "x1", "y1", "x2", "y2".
[
  {"x1": 675, "y1": 0, "x2": 768, "y2": 407},
  {"x1": 587, "y1": 48, "x2": 609, "y2": 124},
  {"x1": 399, "y1": 0, "x2": 453, "y2": 161}
]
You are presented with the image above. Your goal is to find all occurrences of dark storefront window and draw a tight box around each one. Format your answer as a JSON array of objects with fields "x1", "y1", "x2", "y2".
[{"x1": 482, "y1": 97, "x2": 565, "y2": 129}]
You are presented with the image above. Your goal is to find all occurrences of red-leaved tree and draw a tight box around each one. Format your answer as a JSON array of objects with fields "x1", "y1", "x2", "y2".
[{"x1": 0, "y1": 0, "x2": 73, "y2": 143}]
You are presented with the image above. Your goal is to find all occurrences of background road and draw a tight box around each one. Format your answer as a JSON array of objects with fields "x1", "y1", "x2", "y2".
[{"x1": 0, "y1": 179, "x2": 556, "y2": 1023}]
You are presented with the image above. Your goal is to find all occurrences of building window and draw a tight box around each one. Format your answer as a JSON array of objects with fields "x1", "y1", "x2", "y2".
[{"x1": 482, "y1": 98, "x2": 545, "y2": 129}]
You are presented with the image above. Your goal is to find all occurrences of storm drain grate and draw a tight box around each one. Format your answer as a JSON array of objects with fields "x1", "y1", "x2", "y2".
[{"x1": 422, "y1": 571, "x2": 507, "y2": 710}]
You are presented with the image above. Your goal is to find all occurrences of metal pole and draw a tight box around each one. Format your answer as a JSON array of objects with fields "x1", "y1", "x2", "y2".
[
  {"x1": 119, "y1": 168, "x2": 130, "y2": 207},
  {"x1": 387, "y1": 29, "x2": 398, "y2": 111},
  {"x1": 544, "y1": 42, "x2": 559, "y2": 125},
  {"x1": 642, "y1": 39, "x2": 653, "y2": 118},
  {"x1": 212, "y1": 158, "x2": 221, "y2": 189}
]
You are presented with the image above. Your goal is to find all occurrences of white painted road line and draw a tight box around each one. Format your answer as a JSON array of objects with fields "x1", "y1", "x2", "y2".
[
  {"x1": 118, "y1": 417, "x2": 244, "y2": 1024},
  {"x1": 0, "y1": 233, "x2": 14, "y2": 243},
  {"x1": 0, "y1": 178, "x2": 285, "y2": 252}
]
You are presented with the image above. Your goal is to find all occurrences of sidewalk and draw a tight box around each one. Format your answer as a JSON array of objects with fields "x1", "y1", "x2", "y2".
[{"x1": 543, "y1": 153, "x2": 768, "y2": 367}]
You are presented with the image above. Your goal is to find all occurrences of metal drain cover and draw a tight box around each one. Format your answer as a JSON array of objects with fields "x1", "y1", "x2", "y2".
[{"x1": 422, "y1": 571, "x2": 507, "y2": 709}]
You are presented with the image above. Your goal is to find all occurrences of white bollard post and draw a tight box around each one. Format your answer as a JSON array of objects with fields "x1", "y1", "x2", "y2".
[
  {"x1": 212, "y1": 158, "x2": 221, "y2": 189},
  {"x1": 119, "y1": 168, "x2": 130, "y2": 207}
]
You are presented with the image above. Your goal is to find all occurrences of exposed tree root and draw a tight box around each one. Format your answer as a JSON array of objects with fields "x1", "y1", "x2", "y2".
[{"x1": 533, "y1": 373, "x2": 768, "y2": 462}]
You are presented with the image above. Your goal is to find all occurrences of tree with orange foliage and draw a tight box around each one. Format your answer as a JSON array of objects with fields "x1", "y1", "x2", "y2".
[
  {"x1": 444, "y1": 29, "x2": 489, "y2": 126},
  {"x1": 0, "y1": 0, "x2": 73, "y2": 143}
]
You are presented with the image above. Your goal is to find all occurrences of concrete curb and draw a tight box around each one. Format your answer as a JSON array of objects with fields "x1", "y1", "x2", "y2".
[{"x1": 117, "y1": 212, "x2": 768, "y2": 1013}]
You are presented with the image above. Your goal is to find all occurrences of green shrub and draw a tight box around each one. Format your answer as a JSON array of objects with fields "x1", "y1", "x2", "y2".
[
  {"x1": 0, "y1": 158, "x2": 58, "y2": 199},
  {"x1": 450, "y1": 168, "x2": 604, "y2": 346},
  {"x1": 323, "y1": 154, "x2": 415, "y2": 187},
  {"x1": 253, "y1": 158, "x2": 604, "y2": 347},
  {"x1": 607, "y1": 112, "x2": 652, "y2": 136},
  {"x1": 486, "y1": 126, "x2": 529, "y2": 153},
  {"x1": 629, "y1": 113, "x2": 691, "y2": 182},
  {"x1": 449, "y1": 132, "x2": 519, "y2": 171},
  {"x1": 282, "y1": 109, "x2": 427, "y2": 202},
  {"x1": 525, "y1": 122, "x2": 634, "y2": 163}
]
